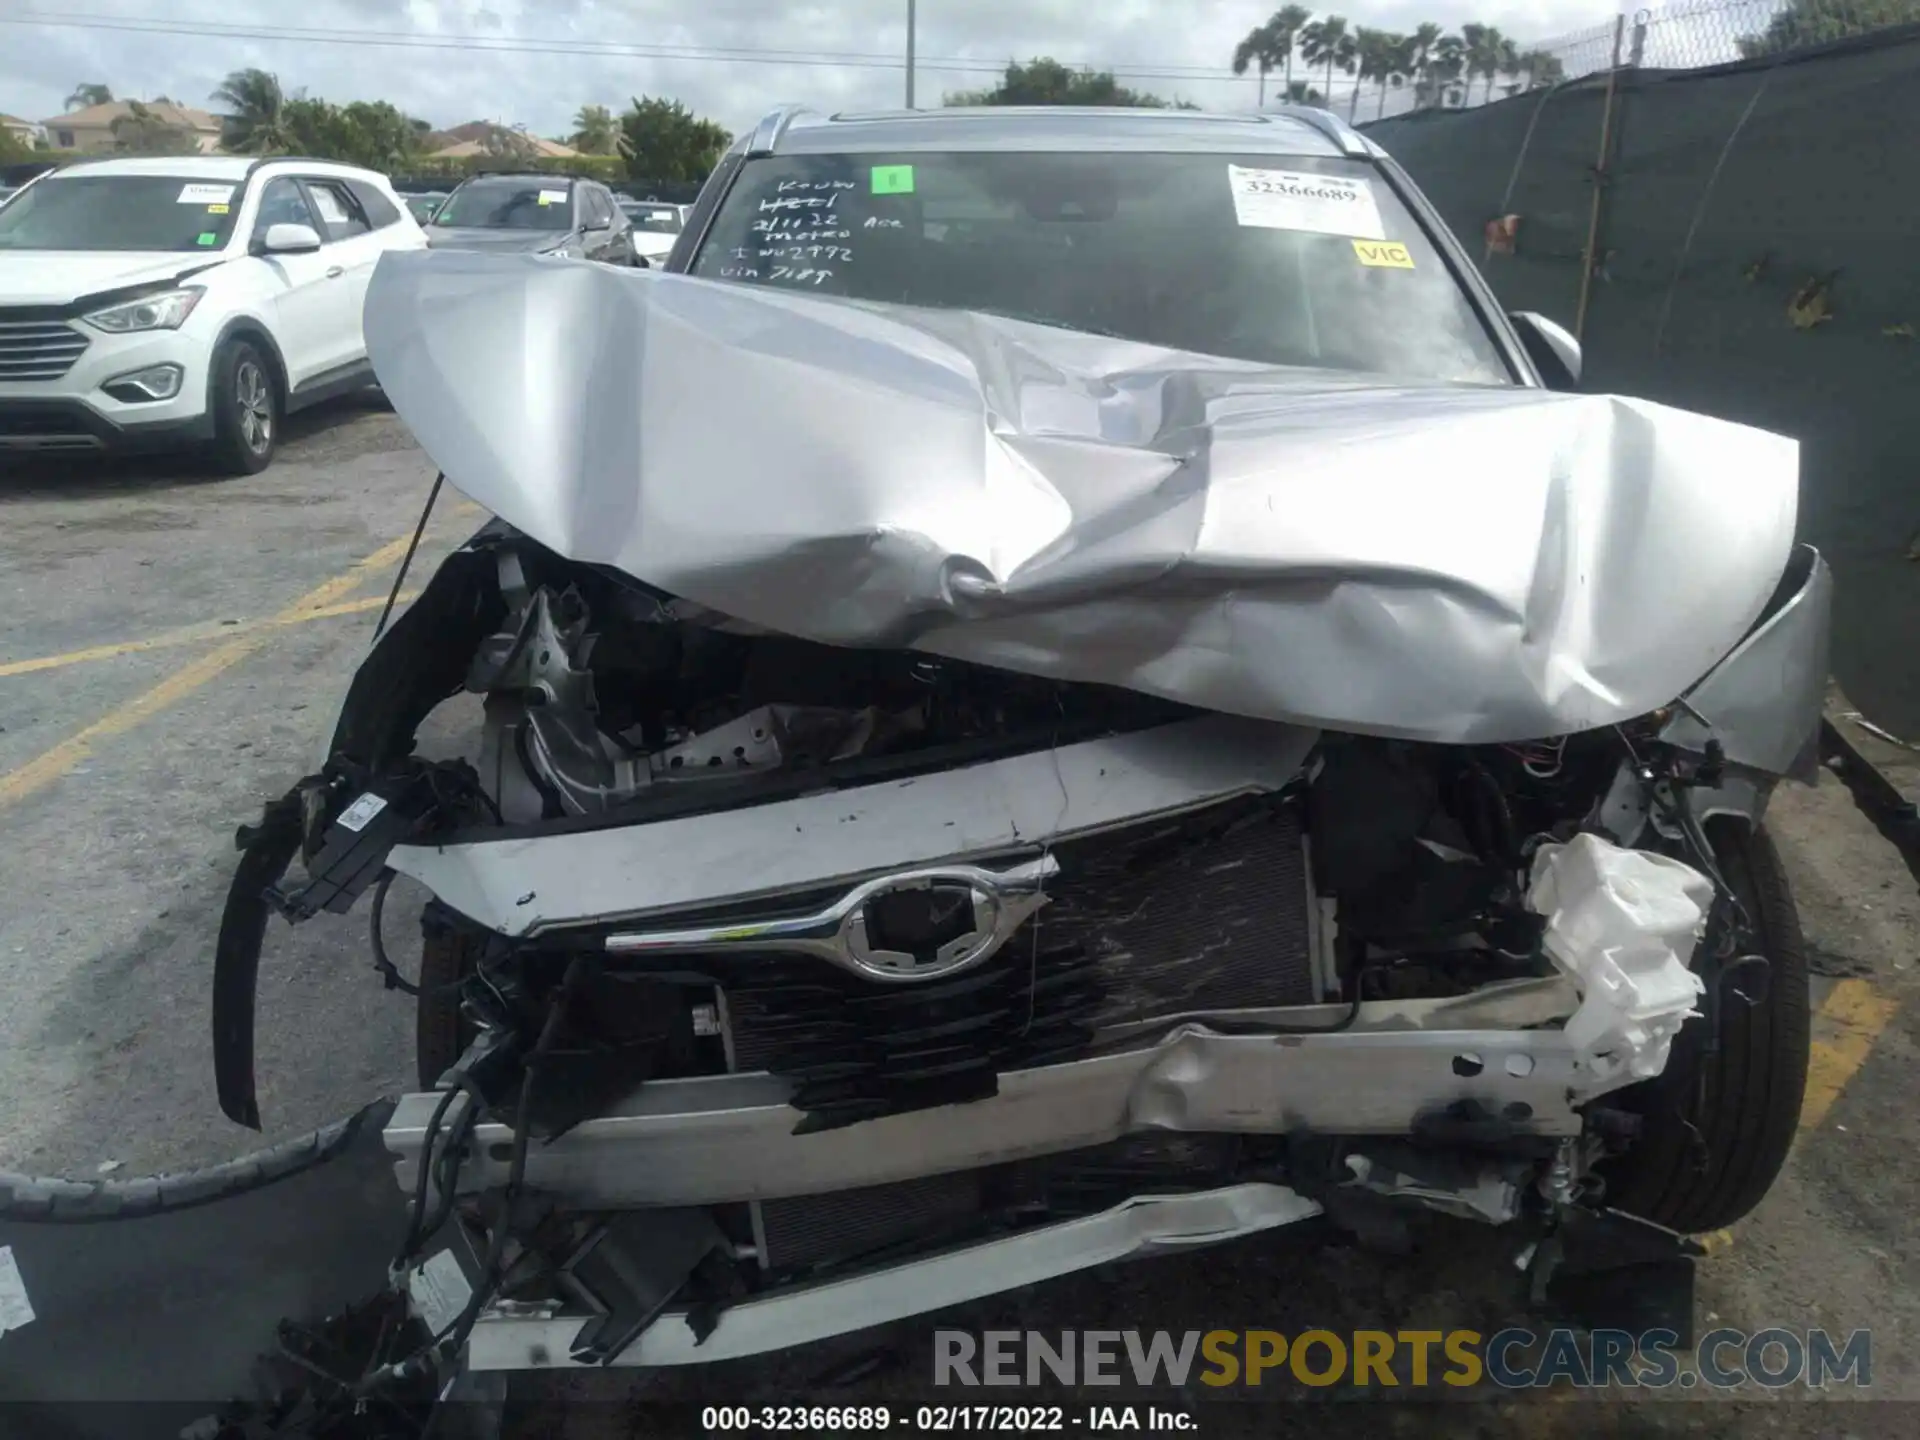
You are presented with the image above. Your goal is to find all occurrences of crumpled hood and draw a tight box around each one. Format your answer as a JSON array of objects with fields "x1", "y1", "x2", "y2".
[
  {"x1": 424, "y1": 227, "x2": 567, "y2": 254},
  {"x1": 363, "y1": 249, "x2": 1799, "y2": 744}
]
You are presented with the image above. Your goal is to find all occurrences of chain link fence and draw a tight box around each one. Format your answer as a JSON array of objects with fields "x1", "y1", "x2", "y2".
[{"x1": 1527, "y1": 0, "x2": 1919, "y2": 86}]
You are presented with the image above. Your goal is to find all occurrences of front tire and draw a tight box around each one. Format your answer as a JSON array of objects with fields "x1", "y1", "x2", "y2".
[
  {"x1": 207, "y1": 338, "x2": 280, "y2": 476},
  {"x1": 1600, "y1": 819, "x2": 1812, "y2": 1232}
]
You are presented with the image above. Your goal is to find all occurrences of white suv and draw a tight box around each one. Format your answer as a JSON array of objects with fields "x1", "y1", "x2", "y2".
[{"x1": 0, "y1": 155, "x2": 426, "y2": 473}]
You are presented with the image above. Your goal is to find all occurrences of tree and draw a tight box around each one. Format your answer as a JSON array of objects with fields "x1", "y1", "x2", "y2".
[
  {"x1": 1232, "y1": 22, "x2": 1285, "y2": 109},
  {"x1": 1496, "y1": 38, "x2": 1525, "y2": 98},
  {"x1": 1521, "y1": 50, "x2": 1567, "y2": 89},
  {"x1": 1282, "y1": 79, "x2": 1326, "y2": 107},
  {"x1": 1351, "y1": 27, "x2": 1411, "y2": 121},
  {"x1": 110, "y1": 100, "x2": 198, "y2": 154},
  {"x1": 65, "y1": 83, "x2": 112, "y2": 110},
  {"x1": 272, "y1": 95, "x2": 426, "y2": 169},
  {"x1": 571, "y1": 104, "x2": 618, "y2": 155},
  {"x1": 1233, "y1": 7, "x2": 1313, "y2": 108},
  {"x1": 0, "y1": 125, "x2": 30, "y2": 163},
  {"x1": 619, "y1": 96, "x2": 730, "y2": 183},
  {"x1": 1373, "y1": 31, "x2": 1416, "y2": 120},
  {"x1": 1737, "y1": 0, "x2": 1920, "y2": 55},
  {"x1": 947, "y1": 57, "x2": 1180, "y2": 107},
  {"x1": 211, "y1": 68, "x2": 291, "y2": 154},
  {"x1": 1426, "y1": 33, "x2": 1468, "y2": 107},
  {"x1": 1299, "y1": 17, "x2": 1356, "y2": 115},
  {"x1": 1461, "y1": 23, "x2": 1512, "y2": 105}
]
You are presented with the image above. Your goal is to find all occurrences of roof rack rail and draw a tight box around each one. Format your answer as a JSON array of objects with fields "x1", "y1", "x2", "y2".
[
  {"x1": 241, "y1": 155, "x2": 374, "y2": 177},
  {"x1": 745, "y1": 104, "x2": 810, "y2": 158},
  {"x1": 1263, "y1": 105, "x2": 1370, "y2": 157}
]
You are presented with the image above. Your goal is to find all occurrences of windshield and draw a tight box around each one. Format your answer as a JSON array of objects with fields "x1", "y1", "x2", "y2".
[
  {"x1": 434, "y1": 179, "x2": 571, "y2": 231},
  {"x1": 691, "y1": 151, "x2": 1509, "y2": 385},
  {"x1": 0, "y1": 175, "x2": 242, "y2": 252},
  {"x1": 625, "y1": 204, "x2": 682, "y2": 234}
]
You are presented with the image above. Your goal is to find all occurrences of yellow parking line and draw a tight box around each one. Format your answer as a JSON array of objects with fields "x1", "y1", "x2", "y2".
[
  {"x1": 0, "y1": 592, "x2": 420, "y2": 678},
  {"x1": 0, "y1": 533, "x2": 417, "y2": 812},
  {"x1": 1799, "y1": 979, "x2": 1901, "y2": 1131}
]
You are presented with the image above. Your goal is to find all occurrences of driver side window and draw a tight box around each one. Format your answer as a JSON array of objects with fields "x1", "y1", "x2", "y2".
[{"x1": 252, "y1": 177, "x2": 316, "y2": 242}]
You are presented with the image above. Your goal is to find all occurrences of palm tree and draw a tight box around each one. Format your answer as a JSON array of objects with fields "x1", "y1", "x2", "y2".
[
  {"x1": 1300, "y1": 17, "x2": 1355, "y2": 116},
  {"x1": 65, "y1": 83, "x2": 112, "y2": 111},
  {"x1": 1272, "y1": 6, "x2": 1313, "y2": 101},
  {"x1": 570, "y1": 103, "x2": 618, "y2": 155},
  {"x1": 1461, "y1": 24, "x2": 1511, "y2": 105},
  {"x1": 1521, "y1": 50, "x2": 1567, "y2": 90},
  {"x1": 1403, "y1": 23, "x2": 1443, "y2": 108},
  {"x1": 1496, "y1": 38, "x2": 1525, "y2": 99},
  {"x1": 1348, "y1": 27, "x2": 1378, "y2": 121},
  {"x1": 1376, "y1": 32, "x2": 1415, "y2": 120},
  {"x1": 211, "y1": 68, "x2": 291, "y2": 154},
  {"x1": 1429, "y1": 33, "x2": 1468, "y2": 107},
  {"x1": 1232, "y1": 21, "x2": 1281, "y2": 109},
  {"x1": 1232, "y1": 7, "x2": 1312, "y2": 109}
]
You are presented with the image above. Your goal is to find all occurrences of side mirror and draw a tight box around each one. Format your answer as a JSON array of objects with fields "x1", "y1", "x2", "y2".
[
  {"x1": 1509, "y1": 310, "x2": 1582, "y2": 390},
  {"x1": 257, "y1": 222, "x2": 323, "y2": 255}
]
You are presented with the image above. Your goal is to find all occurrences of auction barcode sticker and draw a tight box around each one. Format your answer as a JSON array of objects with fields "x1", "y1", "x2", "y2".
[
  {"x1": 1228, "y1": 165, "x2": 1385, "y2": 240},
  {"x1": 0, "y1": 1245, "x2": 34, "y2": 1336}
]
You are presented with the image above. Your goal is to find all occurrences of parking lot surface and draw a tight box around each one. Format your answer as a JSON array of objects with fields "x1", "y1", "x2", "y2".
[{"x1": 2, "y1": 403, "x2": 1917, "y2": 1432}]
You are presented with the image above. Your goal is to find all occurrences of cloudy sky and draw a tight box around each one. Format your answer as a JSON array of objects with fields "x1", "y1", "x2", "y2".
[{"x1": 2, "y1": 0, "x2": 1630, "y2": 137}]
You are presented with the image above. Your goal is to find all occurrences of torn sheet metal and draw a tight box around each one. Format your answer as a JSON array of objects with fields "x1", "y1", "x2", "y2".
[{"x1": 363, "y1": 250, "x2": 1799, "y2": 744}]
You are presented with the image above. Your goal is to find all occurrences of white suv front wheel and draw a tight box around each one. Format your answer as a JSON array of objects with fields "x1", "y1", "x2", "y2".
[{"x1": 208, "y1": 338, "x2": 280, "y2": 476}]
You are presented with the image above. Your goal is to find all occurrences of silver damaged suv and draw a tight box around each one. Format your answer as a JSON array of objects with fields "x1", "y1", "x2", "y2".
[{"x1": 209, "y1": 105, "x2": 1829, "y2": 1375}]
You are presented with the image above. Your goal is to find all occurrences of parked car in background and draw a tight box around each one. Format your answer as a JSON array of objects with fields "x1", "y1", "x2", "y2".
[
  {"x1": 425, "y1": 173, "x2": 634, "y2": 264},
  {"x1": 616, "y1": 195, "x2": 683, "y2": 265},
  {"x1": 0, "y1": 154, "x2": 425, "y2": 472},
  {"x1": 398, "y1": 190, "x2": 448, "y2": 225}
]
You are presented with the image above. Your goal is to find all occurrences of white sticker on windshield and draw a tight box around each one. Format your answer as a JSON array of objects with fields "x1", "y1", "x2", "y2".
[
  {"x1": 177, "y1": 183, "x2": 235, "y2": 205},
  {"x1": 538, "y1": 188, "x2": 568, "y2": 205},
  {"x1": 0, "y1": 1246, "x2": 35, "y2": 1337},
  {"x1": 1228, "y1": 165, "x2": 1385, "y2": 240}
]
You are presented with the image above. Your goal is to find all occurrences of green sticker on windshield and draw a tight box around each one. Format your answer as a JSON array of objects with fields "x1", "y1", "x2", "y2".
[
  {"x1": 871, "y1": 164, "x2": 915, "y2": 195},
  {"x1": 196, "y1": 232, "x2": 218, "y2": 246}
]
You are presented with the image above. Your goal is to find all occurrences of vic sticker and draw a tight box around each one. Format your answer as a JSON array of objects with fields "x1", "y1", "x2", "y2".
[
  {"x1": 1228, "y1": 165, "x2": 1385, "y2": 240},
  {"x1": 1353, "y1": 239, "x2": 1414, "y2": 268}
]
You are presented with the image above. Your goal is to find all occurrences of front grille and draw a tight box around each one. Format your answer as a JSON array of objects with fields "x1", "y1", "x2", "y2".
[
  {"x1": 723, "y1": 795, "x2": 1314, "y2": 1132},
  {"x1": 0, "y1": 316, "x2": 91, "y2": 381}
]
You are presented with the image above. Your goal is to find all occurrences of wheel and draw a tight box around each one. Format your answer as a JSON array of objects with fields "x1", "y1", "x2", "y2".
[
  {"x1": 1599, "y1": 818, "x2": 1812, "y2": 1232},
  {"x1": 206, "y1": 338, "x2": 280, "y2": 475},
  {"x1": 416, "y1": 924, "x2": 481, "y2": 1089}
]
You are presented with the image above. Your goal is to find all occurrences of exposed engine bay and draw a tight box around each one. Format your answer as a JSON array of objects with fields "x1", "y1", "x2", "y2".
[{"x1": 199, "y1": 516, "x2": 1830, "y2": 1378}]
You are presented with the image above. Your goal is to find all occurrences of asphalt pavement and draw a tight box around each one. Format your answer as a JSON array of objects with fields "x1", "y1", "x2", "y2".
[{"x1": 1, "y1": 400, "x2": 1915, "y2": 1433}]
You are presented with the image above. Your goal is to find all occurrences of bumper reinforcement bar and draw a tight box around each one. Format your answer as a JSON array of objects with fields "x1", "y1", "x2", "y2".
[
  {"x1": 385, "y1": 1011, "x2": 1593, "y2": 1209},
  {"x1": 464, "y1": 1182, "x2": 1325, "y2": 1370}
]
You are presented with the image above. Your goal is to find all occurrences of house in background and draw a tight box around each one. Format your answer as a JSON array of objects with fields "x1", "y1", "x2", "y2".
[
  {"x1": 38, "y1": 100, "x2": 223, "y2": 154},
  {"x1": 1, "y1": 112, "x2": 45, "y2": 147},
  {"x1": 425, "y1": 120, "x2": 577, "y2": 160}
]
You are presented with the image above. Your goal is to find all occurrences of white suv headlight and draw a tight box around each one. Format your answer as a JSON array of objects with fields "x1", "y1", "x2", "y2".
[{"x1": 83, "y1": 288, "x2": 204, "y2": 334}]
